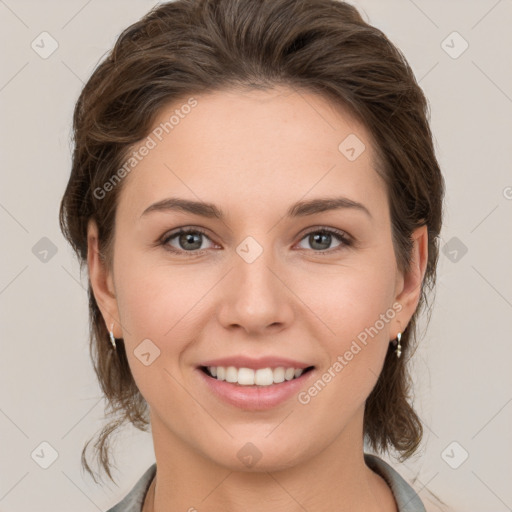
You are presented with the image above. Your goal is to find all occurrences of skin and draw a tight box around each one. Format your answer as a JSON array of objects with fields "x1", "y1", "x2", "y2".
[{"x1": 88, "y1": 85, "x2": 428, "y2": 512}]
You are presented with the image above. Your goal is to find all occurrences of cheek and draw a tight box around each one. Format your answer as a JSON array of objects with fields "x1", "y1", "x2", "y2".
[
  {"x1": 114, "y1": 247, "x2": 207, "y2": 339},
  {"x1": 293, "y1": 250, "x2": 397, "y2": 405},
  {"x1": 295, "y1": 262, "x2": 397, "y2": 422},
  {"x1": 296, "y1": 253, "x2": 397, "y2": 346},
  {"x1": 342, "y1": 268, "x2": 396, "y2": 342},
  {"x1": 111, "y1": 254, "x2": 188, "y2": 377},
  {"x1": 112, "y1": 251, "x2": 223, "y2": 395}
]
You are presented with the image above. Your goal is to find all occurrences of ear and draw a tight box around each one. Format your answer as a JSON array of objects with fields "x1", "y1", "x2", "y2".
[
  {"x1": 87, "y1": 218, "x2": 121, "y2": 338},
  {"x1": 393, "y1": 224, "x2": 429, "y2": 334}
]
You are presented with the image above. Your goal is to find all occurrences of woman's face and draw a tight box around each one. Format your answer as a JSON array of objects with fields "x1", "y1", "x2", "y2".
[{"x1": 89, "y1": 85, "x2": 426, "y2": 472}]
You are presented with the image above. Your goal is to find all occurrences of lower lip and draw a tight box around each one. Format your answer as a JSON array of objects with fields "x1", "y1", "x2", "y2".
[{"x1": 196, "y1": 368, "x2": 314, "y2": 410}]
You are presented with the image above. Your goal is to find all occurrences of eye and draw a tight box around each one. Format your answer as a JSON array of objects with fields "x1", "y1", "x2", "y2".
[
  {"x1": 159, "y1": 226, "x2": 352, "y2": 256},
  {"x1": 160, "y1": 228, "x2": 215, "y2": 254},
  {"x1": 296, "y1": 228, "x2": 352, "y2": 253}
]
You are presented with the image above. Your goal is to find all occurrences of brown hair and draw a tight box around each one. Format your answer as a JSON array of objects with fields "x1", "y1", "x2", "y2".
[{"x1": 59, "y1": 0, "x2": 444, "y2": 484}]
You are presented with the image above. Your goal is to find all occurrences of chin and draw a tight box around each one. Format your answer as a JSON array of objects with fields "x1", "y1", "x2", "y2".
[{"x1": 204, "y1": 436, "x2": 311, "y2": 473}]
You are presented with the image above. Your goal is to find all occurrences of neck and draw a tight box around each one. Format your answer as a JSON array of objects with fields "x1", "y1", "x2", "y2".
[{"x1": 144, "y1": 408, "x2": 397, "y2": 512}]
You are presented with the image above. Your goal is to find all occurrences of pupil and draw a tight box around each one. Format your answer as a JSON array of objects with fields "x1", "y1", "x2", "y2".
[
  {"x1": 311, "y1": 232, "x2": 330, "y2": 250},
  {"x1": 181, "y1": 232, "x2": 201, "y2": 250}
]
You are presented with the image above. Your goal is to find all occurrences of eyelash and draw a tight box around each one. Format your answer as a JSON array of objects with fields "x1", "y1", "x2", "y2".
[{"x1": 159, "y1": 226, "x2": 353, "y2": 257}]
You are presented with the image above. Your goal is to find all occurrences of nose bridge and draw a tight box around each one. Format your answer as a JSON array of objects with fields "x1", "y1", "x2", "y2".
[
  {"x1": 235, "y1": 233, "x2": 280, "y2": 302},
  {"x1": 218, "y1": 232, "x2": 293, "y2": 332}
]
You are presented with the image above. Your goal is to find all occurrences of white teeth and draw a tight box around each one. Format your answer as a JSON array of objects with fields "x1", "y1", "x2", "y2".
[
  {"x1": 206, "y1": 366, "x2": 308, "y2": 386},
  {"x1": 225, "y1": 366, "x2": 238, "y2": 383},
  {"x1": 237, "y1": 367, "x2": 255, "y2": 385},
  {"x1": 284, "y1": 368, "x2": 295, "y2": 380},
  {"x1": 254, "y1": 368, "x2": 273, "y2": 386},
  {"x1": 273, "y1": 367, "x2": 285, "y2": 383}
]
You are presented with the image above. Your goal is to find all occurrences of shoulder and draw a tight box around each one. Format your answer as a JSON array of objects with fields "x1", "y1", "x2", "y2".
[
  {"x1": 105, "y1": 463, "x2": 157, "y2": 512},
  {"x1": 364, "y1": 453, "x2": 426, "y2": 512}
]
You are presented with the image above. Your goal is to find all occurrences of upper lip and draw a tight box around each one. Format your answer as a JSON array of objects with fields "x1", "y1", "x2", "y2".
[{"x1": 198, "y1": 356, "x2": 313, "y2": 370}]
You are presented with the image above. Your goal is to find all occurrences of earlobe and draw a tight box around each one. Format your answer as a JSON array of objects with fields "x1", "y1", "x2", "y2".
[{"x1": 87, "y1": 219, "x2": 120, "y2": 337}]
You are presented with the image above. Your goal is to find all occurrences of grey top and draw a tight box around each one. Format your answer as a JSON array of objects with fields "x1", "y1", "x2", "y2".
[{"x1": 106, "y1": 453, "x2": 426, "y2": 511}]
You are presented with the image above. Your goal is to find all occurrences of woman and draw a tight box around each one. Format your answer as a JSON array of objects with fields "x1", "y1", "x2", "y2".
[{"x1": 59, "y1": 0, "x2": 444, "y2": 510}]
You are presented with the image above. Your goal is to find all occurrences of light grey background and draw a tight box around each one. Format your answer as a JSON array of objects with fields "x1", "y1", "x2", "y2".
[{"x1": 1, "y1": 0, "x2": 511, "y2": 511}]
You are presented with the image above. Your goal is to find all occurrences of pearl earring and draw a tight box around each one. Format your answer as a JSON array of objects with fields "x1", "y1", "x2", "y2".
[
  {"x1": 395, "y1": 332, "x2": 402, "y2": 358},
  {"x1": 109, "y1": 323, "x2": 117, "y2": 350}
]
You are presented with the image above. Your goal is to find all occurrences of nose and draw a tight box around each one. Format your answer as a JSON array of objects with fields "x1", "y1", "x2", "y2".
[{"x1": 216, "y1": 240, "x2": 295, "y2": 336}]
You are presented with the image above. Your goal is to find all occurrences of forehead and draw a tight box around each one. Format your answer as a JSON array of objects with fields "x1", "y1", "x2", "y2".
[{"x1": 116, "y1": 86, "x2": 386, "y2": 222}]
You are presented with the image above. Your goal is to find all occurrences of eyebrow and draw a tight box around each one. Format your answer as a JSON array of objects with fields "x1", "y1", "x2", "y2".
[{"x1": 140, "y1": 196, "x2": 372, "y2": 220}]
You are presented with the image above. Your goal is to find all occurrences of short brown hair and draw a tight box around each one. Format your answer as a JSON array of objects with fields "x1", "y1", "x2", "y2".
[{"x1": 59, "y1": 0, "x2": 444, "y2": 484}]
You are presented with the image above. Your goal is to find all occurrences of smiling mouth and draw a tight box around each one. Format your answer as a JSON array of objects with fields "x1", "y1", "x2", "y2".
[{"x1": 199, "y1": 365, "x2": 315, "y2": 386}]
